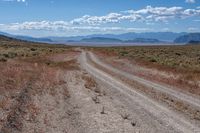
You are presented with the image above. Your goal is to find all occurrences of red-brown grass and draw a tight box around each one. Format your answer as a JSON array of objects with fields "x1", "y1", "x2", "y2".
[{"x1": 0, "y1": 51, "x2": 78, "y2": 131}]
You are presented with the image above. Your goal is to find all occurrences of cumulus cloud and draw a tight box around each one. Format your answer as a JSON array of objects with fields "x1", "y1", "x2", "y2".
[
  {"x1": 71, "y1": 13, "x2": 123, "y2": 25},
  {"x1": 71, "y1": 6, "x2": 200, "y2": 25},
  {"x1": 0, "y1": 21, "x2": 70, "y2": 31},
  {"x1": 0, "y1": 21, "x2": 151, "y2": 33},
  {"x1": 185, "y1": 0, "x2": 196, "y2": 3}
]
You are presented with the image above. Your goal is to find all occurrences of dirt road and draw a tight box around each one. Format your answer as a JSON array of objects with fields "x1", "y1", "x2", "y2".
[
  {"x1": 79, "y1": 51, "x2": 200, "y2": 133},
  {"x1": 3, "y1": 49, "x2": 199, "y2": 133},
  {"x1": 88, "y1": 52, "x2": 200, "y2": 109}
]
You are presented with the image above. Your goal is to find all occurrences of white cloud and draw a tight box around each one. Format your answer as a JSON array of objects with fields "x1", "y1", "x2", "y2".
[
  {"x1": 2, "y1": 0, "x2": 26, "y2": 2},
  {"x1": 71, "y1": 13, "x2": 124, "y2": 25},
  {"x1": 71, "y1": 6, "x2": 200, "y2": 25},
  {"x1": 1, "y1": 21, "x2": 70, "y2": 31},
  {"x1": 0, "y1": 21, "x2": 151, "y2": 34},
  {"x1": 130, "y1": 6, "x2": 183, "y2": 15},
  {"x1": 185, "y1": 0, "x2": 195, "y2": 3}
]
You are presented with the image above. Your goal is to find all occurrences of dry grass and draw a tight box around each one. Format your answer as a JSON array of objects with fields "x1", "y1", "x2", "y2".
[
  {"x1": 0, "y1": 61, "x2": 33, "y2": 94},
  {"x1": 47, "y1": 59, "x2": 80, "y2": 70},
  {"x1": 0, "y1": 61, "x2": 61, "y2": 108},
  {"x1": 0, "y1": 97, "x2": 10, "y2": 110},
  {"x1": 91, "y1": 45, "x2": 200, "y2": 73}
]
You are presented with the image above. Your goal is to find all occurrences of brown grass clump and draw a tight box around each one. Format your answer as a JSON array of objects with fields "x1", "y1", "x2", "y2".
[
  {"x1": 0, "y1": 97, "x2": 10, "y2": 110},
  {"x1": 0, "y1": 61, "x2": 32, "y2": 93},
  {"x1": 82, "y1": 75, "x2": 97, "y2": 90}
]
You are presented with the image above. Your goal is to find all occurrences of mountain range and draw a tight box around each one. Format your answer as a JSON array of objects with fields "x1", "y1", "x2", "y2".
[
  {"x1": 79, "y1": 37, "x2": 163, "y2": 44},
  {"x1": 49, "y1": 32, "x2": 187, "y2": 43},
  {"x1": 0, "y1": 31, "x2": 200, "y2": 45}
]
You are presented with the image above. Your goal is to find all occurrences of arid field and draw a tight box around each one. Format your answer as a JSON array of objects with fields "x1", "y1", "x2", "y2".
[{"x1": 0, "y1": 36, "x2": 200, "y2": 133}]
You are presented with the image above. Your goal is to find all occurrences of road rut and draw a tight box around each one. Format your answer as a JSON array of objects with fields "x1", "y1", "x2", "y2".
[{"x1": 88, "y1": 52, "x2": 200, "y2": 109}]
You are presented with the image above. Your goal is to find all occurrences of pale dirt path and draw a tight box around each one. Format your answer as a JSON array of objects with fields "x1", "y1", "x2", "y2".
[
  {"x1": 88, "y1": 52, "x2": 200, "y2": 109},
  {"x1": 80, "y1": 51, "x2": 200, "y2": 133}
]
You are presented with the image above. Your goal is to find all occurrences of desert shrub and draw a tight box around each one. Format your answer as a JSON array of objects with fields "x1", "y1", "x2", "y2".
[
  {"x1": 3, "y1": 53, "x2": 9, "y2": 58},
  {"x1": 30, "y1": 48, "x2": 37, "y2": 51},
  {"x1": 149, "y1": 58, "x2": 157, "y2": 62},
  {"x1": 119, "y1": 51, "x2": 129, "y2": 56},
  {"x1": 7, "y1": 52, "x2": 17, "y2": 58},
  {"x1": 0, "y1": 57, "x2": 7, "y2": 62},
  {"x1": 31, "y1": 52, "x2": 39, "y2": 56}
]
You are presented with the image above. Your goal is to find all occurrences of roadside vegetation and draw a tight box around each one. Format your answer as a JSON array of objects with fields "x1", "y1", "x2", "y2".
[
  {"x1": 90, "y1": 45, "x2": 200, "y2": 94},
  {"x1": 92, "y1": 45, "x2": 200, "y2": 72}
]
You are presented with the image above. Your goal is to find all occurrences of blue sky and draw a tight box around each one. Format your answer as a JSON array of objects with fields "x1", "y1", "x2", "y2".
[{"x1": 0, "y1": 0, "x2": 199, "y2": 37}]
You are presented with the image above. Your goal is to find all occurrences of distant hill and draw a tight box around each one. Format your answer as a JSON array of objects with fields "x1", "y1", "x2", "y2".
[
  {"x1": 188, "y1": 40, "x2": 200, "y2": 45},
  {"x1": 0, "y1": 35, "x2": 24, "y2": 42},
  {"x1": 0, "y1": 31, "x2": 11, "y2": 37},
  {"x1": 0, "y1": 35, "x2": 31, "y2": 47},
  {"x1": 125, "y1": 38, "x2": 162, "y2": 43},
  {"x1": 110, "y1": 32, "x2": 186, "y2": 42},
  {"x1": 174, "y1": 33, "x2": 200, "y2": 43},
  {"x1": 14, "y1": 36, "x2": 53, "y2": 43},
  {"x1": 81, "y1": 37, "x2": 122, "y2": 43},
  {"x1": 79, "y1": 37, "x2": 163, "y2": 44},
  {"x1": 0, "y1": 31, "x2": 53, "y2": 43}
]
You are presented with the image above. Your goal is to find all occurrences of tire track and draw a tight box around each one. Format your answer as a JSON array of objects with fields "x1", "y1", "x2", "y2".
[{"x1": 88, "y1": 52, "x2": 200, "y2": 110}]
